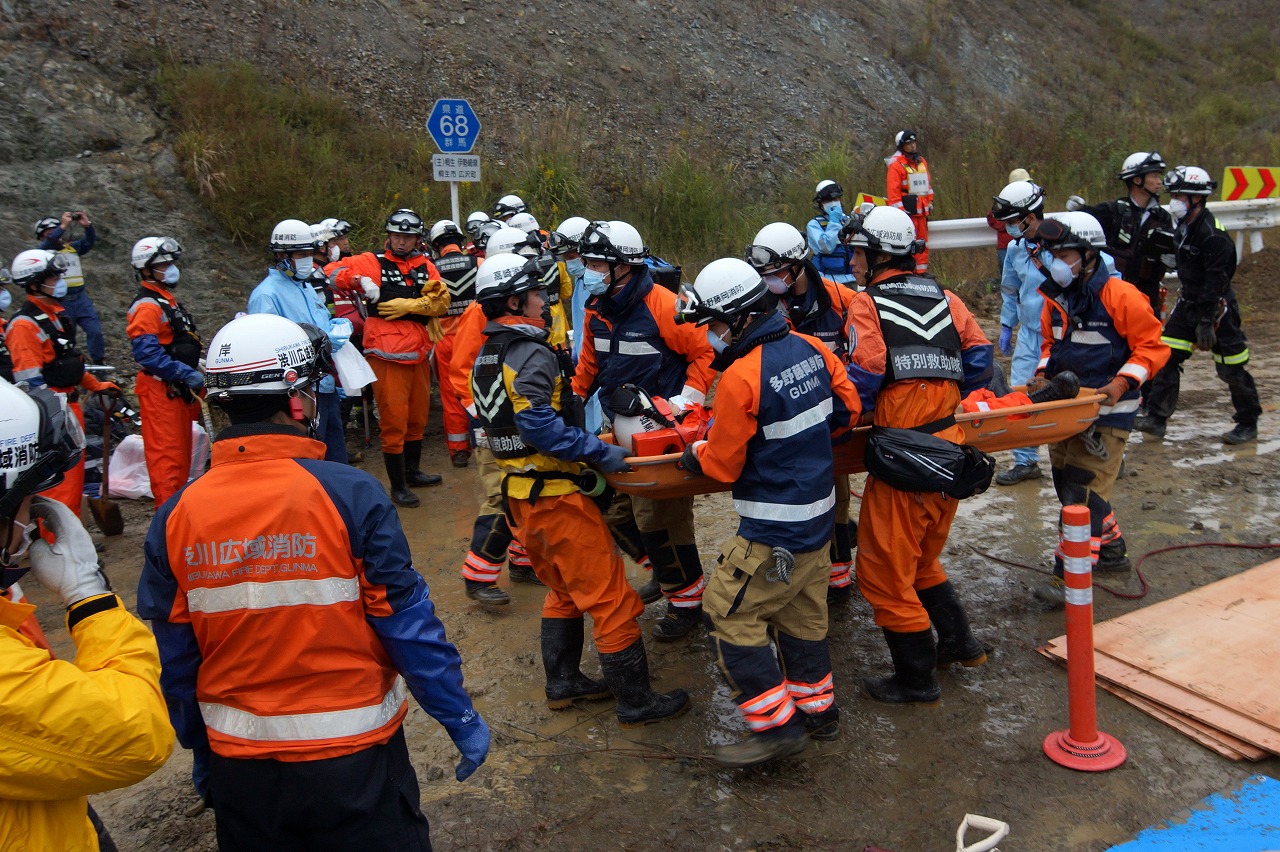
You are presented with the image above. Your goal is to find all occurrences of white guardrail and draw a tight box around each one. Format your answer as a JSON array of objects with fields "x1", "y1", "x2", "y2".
[{"x1": 928, "y1": 198, "x2": 1279, "y2": 261}]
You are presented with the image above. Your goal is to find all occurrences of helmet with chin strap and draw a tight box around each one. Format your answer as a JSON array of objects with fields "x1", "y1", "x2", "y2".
[{"x1": 745, "y1": 222, "x2": 811, "y2": 274}]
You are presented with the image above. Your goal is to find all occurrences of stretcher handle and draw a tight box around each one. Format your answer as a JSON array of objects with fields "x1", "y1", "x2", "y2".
[{"x1": 956, "y1": 813, "x2": 1009, "y2": 852}]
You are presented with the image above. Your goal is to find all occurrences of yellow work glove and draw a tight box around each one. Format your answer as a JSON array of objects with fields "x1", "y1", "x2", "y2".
[
  {"x1": 426, "y1": 317, "x2": 445, "y2": 343},
  {"x1": 418, "y1": 279, "x2": 451, "y2": 317},
  {"x1": 377, "y1": 298, "x2": 420, "y2": 320}
]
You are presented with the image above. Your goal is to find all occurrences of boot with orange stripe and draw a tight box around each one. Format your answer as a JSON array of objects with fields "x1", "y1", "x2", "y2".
[{"x1": 598, "y1": 639, "x2": 690, "y2": 728}]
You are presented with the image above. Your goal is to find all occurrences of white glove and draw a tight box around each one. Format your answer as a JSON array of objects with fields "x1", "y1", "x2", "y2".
[
  {"x1": 1066, "y1": 195, "x2": 1086, "y2": 212},
  {"x1": 27, "y1": 497, "x2": 110, "y2": 607},
  {"x1": 359, "y1": 276, "x2": 380, "y2": 302},
  {"x1": 667, "y1": 395, "x2": 690, "y2": 415}
]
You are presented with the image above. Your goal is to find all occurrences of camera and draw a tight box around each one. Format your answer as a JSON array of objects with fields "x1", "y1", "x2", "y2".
[{"x1": 72, "y1": 212, "x2": 85, "y2": 222}]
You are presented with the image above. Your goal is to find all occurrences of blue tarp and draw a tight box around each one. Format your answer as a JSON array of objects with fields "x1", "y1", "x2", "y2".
[{"x1": 1110, "y1": 774, "x2": 1280, "y2": 851}]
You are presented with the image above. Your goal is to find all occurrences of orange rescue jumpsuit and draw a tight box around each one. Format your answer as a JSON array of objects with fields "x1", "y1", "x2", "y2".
[{"x1": 886, "y1": 151, "x2": 935, "y2": 273}]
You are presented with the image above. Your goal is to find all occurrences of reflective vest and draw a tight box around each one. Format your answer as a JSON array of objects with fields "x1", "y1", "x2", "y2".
[
  {"x1": 435, "y1": 251, "x2": 479, "y2": 317},
  {"x1": 375, "y1": 253, "x2": 432, "y2": 325},
  {"x1": 868, "y1": 275, "x2": 963, "y2": 383},
  {"x1": 1043, "y1": 267, "x2": 1142, "y2": 429},
  {"x1": 57, "y1": 246, "x2": 85, "y2": 289},
  {"x1": 785, "y1": 267, "x2": 847, "y2": 354},
  {"x1": 586, "y1": 271, "x2": 687, "y2": 419},
  {"x1": 730, "y1": 316, "x2": 841, "y2": 552},
  {"x1": 10, "y1": 301, "x2": 85, "y2": 388},
  {"x1": 470, "y1": 326, "x2": 585, "y2": 495},
  {"x1": 811, "y1": 215, "x2": 853, "y2": 279},
  {"x1": 130, "y1": 286, "x2": 202, "y2": 368}
]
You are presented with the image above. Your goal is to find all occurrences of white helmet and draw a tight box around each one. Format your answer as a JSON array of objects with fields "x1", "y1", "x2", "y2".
[
  {"x1": 0, "y1": 379, "x2": 85, "y2": 538},
  {"x1": 204, "y1": 314, "x2": 330, "y2": 397},
  {"x1": 548, "y1": 215, "x2": 591, "y2": 255},
  {"x1": 493, "y1": 194, "x2": 528, "y2": 220},
  {"x1": 846, "y1": 206, "x2": 919, "y2": 256},
  {"x1": 991, "y1": 180, "x2": 1045, "y2": 221},
  {"x1": 1118, "y1": 151, "x2": 1166, "y2": 181},
  {"x1": 1057, "y1": 212, "x2": 1107, "y2": 248},
  {"x1": 814, "y1": 180, "x2": 843, "y2": 204},
  {"x1": 464, "y1": 211, "x2": 490, "y2": 237},
  {"x1": 578, "y1": 220, "x2": 647, "y2": 265},
  {"x1": 429, "y1": 219, "x2": 464, "y2": 245},
  {"x1": 745, "y1": 222, "x2": 811, "y2": 272},
  {"x1": 678, "y1": 258, "x2": 768, "y2": 326},
  {"x1": 32, "y1": 216, "x2": 61, "y2": 240},
  {"x1": 1164, "y1": 165, "x2": 1216, "y2": 196},
  {"x1": 10, "y1": 250, "x2": 67, "y2": 290},
  {"x1": 310, "y1": 222, "x2": 337, "y2": 247},
  {"x1": 1040, "y1": 212, "x2": 1107, "y2": 252},
  {"x1": 319, "y1": 217, "x2": 352, "y2": 236},
  {"x1": 475, "y1": 253, "x2": 547, "y2": 302},
  {"x1": 486, "y1": 226, "x2": 540, "y2": 258},
  {"x1": 269, "y1": 219, "x2": 314, "y2": 253},
  {"x1": 131, "y1": 236, "x2": 182, "y2": 270},
  {"x1": 507, "y1": 211, "x2": 541, "y2": 235},
  {"x1": 895, "y1": 129, "x2": 918, "y2": 148}
]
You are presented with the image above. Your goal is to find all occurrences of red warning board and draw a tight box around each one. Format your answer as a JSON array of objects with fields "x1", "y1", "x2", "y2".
[{"x1": 1222, "y1": 167, "x2": 1278, "y2": 201}]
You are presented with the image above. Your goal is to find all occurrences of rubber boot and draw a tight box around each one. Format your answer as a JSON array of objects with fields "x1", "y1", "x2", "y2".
[
  {"x1": 1096, "y1": 539, "x2": 1132, "y2": 573},
  {"x1": 917, "y1": 581, "x2": 990, "y2": 668},
  {"x1": 1029, "y1": 370, "x2": 1081, "y2": 404},
  {"x1": 802, "y1": 706, "x2": 840, "y2": 741},
  {"x1": 402, "y1": 440, "x2": 443, "y2": 487},
  {"x1": 635, "y1": 578, "x2": 662, "y2": 605},
  {"x1": 863, "y1": 628, "x2": 942, "y2": 705},
  {"x1": 383, "y1": 453, "x2": 420, "y2": 508},
  {"x1": 465, "y1": 579, "x2": 510, "y2": 606},
  {"x1": 712, "y1": 719, "x2": 810, "y2": 769},
  {"x1": 541, "y1": 618, "x2": 611, "y2": 710},
  {"x1": 598, "y1": 638, "x2": 690, "y2": 728}
]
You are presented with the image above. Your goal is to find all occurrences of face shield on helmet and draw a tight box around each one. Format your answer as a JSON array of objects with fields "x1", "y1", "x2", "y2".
[
  {"x1": 465, "y1": 211, "x2": 490, "y2": 238},
  {"x1": 1163, "y1": 165, "x2": 1216, "y2": 197},
  {"x1": 676, "y1": 257, "x2": 769, "y2": 328},
  {"x1": 895, "y1": 129, "x2": 918, "y2": 149},
  {"x1": 320, "y1": 217, "x2": 352, "y2": 236},
  {"x1": 385, "y1": 208, "x2": 426, "y2": 236},
  {"x1": 1028, "y1": 215, "x2": 1103, "y2": 290},
  {"x1": 474, "y1": 253, "x2": 551, "y2": 310},
  {"x1": 745, "y1": 221, "x2": 811, "y2": 282},
  {"x1": 492, "y1": 194, "x2": 528, "y2": 220},
  {"x1": 991, "y1": 180, "x2": 1046, "y2": 222},
  {"x1": 609, "y1": 382, "x2": 710, "y2": 455},
  {"x1": 11, "y1": 250, "x2": 69, "y2": 296},
  {"x1": 1118, "y1": 151, "x2": 1167, "y2": 181},
  {"x1": 0, "y1": 380, "x2": 85, "y2": 580},
  {"x1": 548, "y1": 216, "x2": 590, "y2": 257}
]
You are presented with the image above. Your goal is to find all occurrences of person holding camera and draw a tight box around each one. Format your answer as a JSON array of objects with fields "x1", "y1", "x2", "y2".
[
  {"x1": 35, "y1": 210, "x2": 106, "y2": 364},
  {"x1": 806, "y1": 180, "x2": 856, "y2": 287}
]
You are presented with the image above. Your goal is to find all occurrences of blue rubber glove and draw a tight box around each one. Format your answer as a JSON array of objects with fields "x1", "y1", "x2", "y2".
[
  {"x1": 327, "y1": 317, "x2": 353, "y2": 352},
  {"x1": 826, "y1": 203, "x2": 843, "y2": 220},
  {"x1": 183, "y1": 370, "x2": 205, "y2": 390},
  {"x1": 452, "y1": 716, "x2": 491, "y2": 781},
  {"x1": 998, "y1": 325, "x2": 1013, "y2": 356},
  {"x1": 595, "y1": 443, "x2": 631, "y2": 474}
]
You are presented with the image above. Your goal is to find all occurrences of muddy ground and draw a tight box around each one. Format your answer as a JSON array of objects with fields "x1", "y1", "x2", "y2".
[{"x1": 25, "y1": 252, "x2": 1280, "y2": 851}]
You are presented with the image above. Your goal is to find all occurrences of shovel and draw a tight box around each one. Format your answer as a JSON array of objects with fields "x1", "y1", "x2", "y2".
[{"x1": 87, "y1": 394, "x2": 124, "y2": 536}]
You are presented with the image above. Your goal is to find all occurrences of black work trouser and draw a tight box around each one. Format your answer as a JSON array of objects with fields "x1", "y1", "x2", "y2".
[
  {"x1": 209, "y1": 727, "x2": 432, "y2": 852},
  {"x1": 1146, "y1": 299, "x2": 1261, "y2": 426}
]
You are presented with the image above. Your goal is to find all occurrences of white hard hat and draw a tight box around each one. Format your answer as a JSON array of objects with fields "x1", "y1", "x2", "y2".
[
  {"x1": 1163, "y1": 165, "x2": 1216, "y2": 196},
  {"x1": 679, "y1": 257, "x2": 768, "y2": 326},
  {"x1": 0, "y1": 379, "x2": 85, "y2": 519},
  {"x1": 486, "y1": 226, "x2": 540, "y2": 258},
  {"x1": 493, "y1": 194, "x2": 527, "y2": 219},
  {"x1": 1118, "y1": 151, "x2": 1166, "y2": 181},
  {"x1": 1041, "y1": 212, "x2": 1107, "y2": 251},
  {"x1": 204, "y1": 314, "x2": 330, "y2": 397},
  {"x1": 9, "y1": 249, "x2": 66, "y2": 289},
  {"x1": 430, "y1": 219, "x2": 464, "y2": 245},
  {"x1": 745, "y1": 222, "x2": 810, "y2": 272},
  {"x1": 269, "y1": 219, "x2": 315, "y2": 253},
  {"x1": 507, "y1": 211, "x2": 541, "y2": 235},
  {"x1": 991, "y1": 181, "x2": 1046, "y2": 221},
  {"x1": 475, "y1": 253, "x2": 546, "y2": 302},
  {"x1": 814, "y1": 180, "x2": 843, "y2": 203},
  {"x1": 578, "y1": 220, "x2": 647, "y2": 265},
  {"x1": 846, "y1": 206, "x2": 918, "y2": 256},
  {"x1": 131, "y1": 236, "x2": 182, "y2": 270}
]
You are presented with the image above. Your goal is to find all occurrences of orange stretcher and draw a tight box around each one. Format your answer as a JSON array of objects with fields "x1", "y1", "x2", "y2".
[{"x1": 603, "y1": 390, "x2": 1105, "y2": 499}]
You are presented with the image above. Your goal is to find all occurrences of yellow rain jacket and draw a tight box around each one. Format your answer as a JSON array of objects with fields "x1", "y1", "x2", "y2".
[{"x1": 0, "y1": 592, "x2": 174, "y2": 851}]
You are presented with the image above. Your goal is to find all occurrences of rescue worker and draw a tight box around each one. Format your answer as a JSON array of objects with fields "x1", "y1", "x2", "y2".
[
  {"x1": 486, "y1": 225, "x2": 573, "y2": 350},
  {"x1": 1067, "y1": 151, "x2": 1175, "y2": 315},
  {"x1": 553, "y1": 216, "x2": 593, "y2": 361},
  {"x1": 319, "y1": 216, "x2": 354, "y2": 260},
  {"x1": 991, "y1": 179, "x2": 1050, "y2": 485},
  {"x1": 885, "y1": 130, "x2": 935, "y2": 274},
  {"x1": 842, "y1": 206, "x2": 993, "y2": 703},
  {"x1": 1029, "y1": 213, "x2": 1169, "y2": 603},
  {"x1": 330, "y1": 209, "x2": 451, "y2": 506},
  {"x1": 572, "y1": 221, "x2": 717, "y2": 640},
  {"x1": 35, "y1": 211, "x2": 105, "y2": 363},
  {"x1": 744, "y1": 222, "x2": 858, "y2": 603},
  {"x1": 677, "y1": 258, "x2": 860, "y2": 767},
  {"x1": 1, "y1": 267, "x2": 13, "y2": 383},
  {"x1": 1135, "y1": 166, "x2": 1261, "y2": 445},
  {"x1": 492, "y1": 193, "x2": 528, "y2": 223},
  {"x1": 987, "y1": 169, "x2": 1029, "y2": 278},
  {"x1": 248, "y1": 219, "x2": 353, "y2": 465},
  {"x1": 125, "y1": 237, "x2": 204, "y2": 508},
  {"x1": 469, "y1": 253, "x2": 689, "y2": 725},
  {"x1": 805, "y1": 180, "x2": 856, "y2": 287},
  {"x1": 7, "y1": 250, "x2": 123, "y2": 517},
  {"x1": 430, "y1": 219, "x2": 482, "y2": 466},
  {"x1": 465, "y1": 210, "x2": 491, "y2": 253},
  {"x1": 137, "y1": 314, "x2": 489, "y2": 849},
  {"x1": 1, "y1": 378, "x2": 173, "y2": 852}
]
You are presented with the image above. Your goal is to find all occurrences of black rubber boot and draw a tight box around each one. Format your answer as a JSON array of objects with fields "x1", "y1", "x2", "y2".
[
  {"x1": 652, "y1": 603, "x2": 703, "y2": 642},
  {"x1": 509, "y1": 564, "x2": 545, "y2": 585},
  {"x1": 1096, "y1": 539, "x2": 1132, "y2": 573},
  {"x1": 802, "y1": 706, "x2": 840, "y2": 741},
  {"x1": 402, "y1": 440, "x2": 443, "y2": 487},
  {"x1": 464, "y1": 579, "x2": 510, "y2": 606},
  {"x1": 383, "y1": 453, "x2": 420, "y2": 508},
  {"x1": 598, "y1": 639, "x2": 690, "y2": 728},
  {"x1": 542, "y1": 618, "x2": 611, "y2": 710},
  {"x1": 863, "y1": 628, "x2": 942, "y2": 705},
  {"x1": 918, "y1": 581, "x2": 990, "y2": 668},
  {"x1": 712, "y1": 720, "x2": 810, "y2": 768},
  {"x1": 635, "y1": 577, "x2": 662, "y2": 605},
  {"x1": 1029, "y1": 371, "x2": 1081, "y2": 404}
]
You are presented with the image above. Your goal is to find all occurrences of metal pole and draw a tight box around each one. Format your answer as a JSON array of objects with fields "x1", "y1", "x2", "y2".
[{"x1": 450, "y1": 181, "x2": 461, "y2": 228}]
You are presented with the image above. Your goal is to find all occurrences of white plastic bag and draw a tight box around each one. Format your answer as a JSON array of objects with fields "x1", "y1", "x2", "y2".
[
  {"x1": 107, "y1": 435, "x2": 152, "y2": 499},
  {"x1": 333, "y1": 344, "x2": 377, "y2": 391},
  {"x1": 189, "y1": 422, "x2": 210, "y2": 480}
]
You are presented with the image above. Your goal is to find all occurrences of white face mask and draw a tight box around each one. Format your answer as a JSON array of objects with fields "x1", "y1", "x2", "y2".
[
  {"x1": 1005, "y1": 220, "x2": 1024, "y2": 238},
  {"x1": 328, "y1": 244, "x2": 342, "y2": 263},
  {"x1": 162, "y1": 265, "x2": 181, "y2": 285},
  {"x1": 292, "y1": 257, "x2": 315, "y2": 279},
  {"x1": 582, "y1": 268, "x2": 610, "y2": 296},
  {"x1": 1168, "y1": 199, "x2": 1189, "y2": 222},
  {"x1": 0, "y1": 288, "x2": 11, "y2": 311},
  {"x1": 764, "y1": 274, "x2": 790, "y2": 295},
  {"x1": 47, "y1": 277, "x2": 68, "y2": 299},
  {"x1": 706, "y1": 327, "x2": 728, "y2": 353}
]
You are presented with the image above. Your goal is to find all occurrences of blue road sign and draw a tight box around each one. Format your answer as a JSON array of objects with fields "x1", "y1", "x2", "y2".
[{"x1": 426, "y1": 99, "x2": 481, "y2": 154}]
